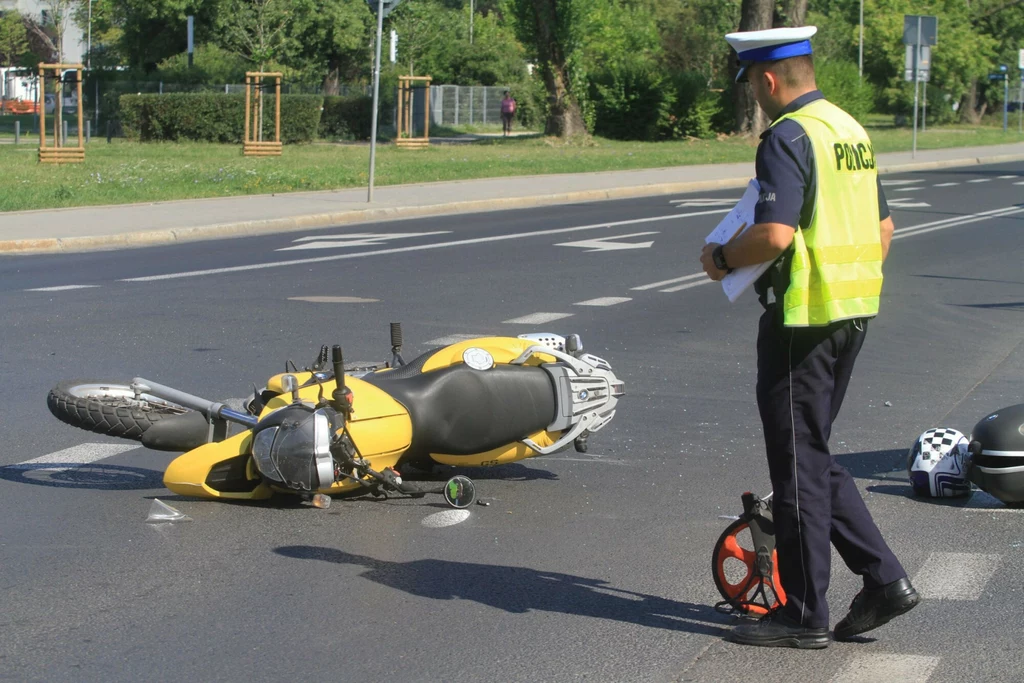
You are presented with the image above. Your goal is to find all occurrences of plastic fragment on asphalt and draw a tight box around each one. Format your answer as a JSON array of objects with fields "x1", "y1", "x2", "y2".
[{"x1": 146, "y1": 499, "x2": 193, "y2": 523}]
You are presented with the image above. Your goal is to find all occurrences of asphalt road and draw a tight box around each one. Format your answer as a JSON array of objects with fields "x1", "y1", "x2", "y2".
[{"x1": 1, "y1": 162, "x2": 1022, "y2": 683}]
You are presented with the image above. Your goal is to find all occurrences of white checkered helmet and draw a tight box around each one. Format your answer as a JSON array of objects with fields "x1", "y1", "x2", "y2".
[{"x1": 907, "y1": 428, "x2": 973, "y2": 497}]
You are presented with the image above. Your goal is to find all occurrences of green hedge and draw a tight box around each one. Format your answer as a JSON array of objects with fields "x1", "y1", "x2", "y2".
[
  {"x1": 119, "y1": 93, "x2": 324, "y2": 143},
  {"x1": 320, "y1": 95, "x2": 373, "y2": 140}
]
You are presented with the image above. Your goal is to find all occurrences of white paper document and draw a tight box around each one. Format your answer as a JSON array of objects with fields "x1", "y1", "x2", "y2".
[{"x1": 704, "y1": 178, "x2": 773, "y2": 303}]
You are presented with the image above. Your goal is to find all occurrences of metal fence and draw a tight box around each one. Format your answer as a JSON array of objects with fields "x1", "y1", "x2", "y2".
[{"x1": 429, "y1": 85, "x2": 509, "y2": 127}]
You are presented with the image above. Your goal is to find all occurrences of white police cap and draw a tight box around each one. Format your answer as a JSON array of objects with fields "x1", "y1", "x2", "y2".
[{"x1": 725, "y1": 26, "x2": 817, "y2": 83}]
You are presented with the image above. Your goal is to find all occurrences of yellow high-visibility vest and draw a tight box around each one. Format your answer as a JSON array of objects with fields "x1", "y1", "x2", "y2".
[{"x1": 772, "y1": 99, "x2": 883, "y2": 327}]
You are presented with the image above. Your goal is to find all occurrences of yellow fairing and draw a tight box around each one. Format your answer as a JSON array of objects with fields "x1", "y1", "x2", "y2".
[
  {"x1": 421, "y1": 337, "x2": 556, "y2": 372},
  {"x1": 164, "y1": 431, "x2": 274, "y2": 500},
  {"x1": 430, "y1": 429, "x2": 561, "y2": 467},
  {"x1": 165, "y1": 375, "x2": 413, "y2": 499}
]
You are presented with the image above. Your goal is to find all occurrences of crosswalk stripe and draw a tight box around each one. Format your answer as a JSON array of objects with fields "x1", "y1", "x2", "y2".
[
  {"x1": 632, "y1": 272, "x2": 704, "y2": 291},
  {"x1": 502, "y1": 312, "x2": 573, "y2": 325},
  {"x1": 913, "y1": 552, "x2": 1001, "y2": 600},
  {"x1": 574, "y1": 297, "x2": 632, "y2": 306},
  {"x1": 830, "y1": 654, "x2": 940, "y2": 683},
  {"x1": 7, "y1": 443, "x2": 139, "y2": 473},
  {"x1": 660, "y1": 279, "x2": 714, "y2": 293}
]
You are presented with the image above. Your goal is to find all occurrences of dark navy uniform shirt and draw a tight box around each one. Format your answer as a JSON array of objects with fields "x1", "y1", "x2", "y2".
[
  {"x1": 754, "y1": 90, "x2": 889, "y2": 229},
  {"x1": 753, "y1": 90, "x2": 889, "y2": 301}
]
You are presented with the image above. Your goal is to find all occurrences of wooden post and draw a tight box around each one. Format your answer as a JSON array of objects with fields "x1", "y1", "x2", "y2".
[
  {"x1": 243, "y1": 74, "x2": 251, "y2": 146},
  {"x1": 395, "y1": 75, "x2": 432, "y2": 149},
  {"x1": 275, "y1": 76, "x2": 281, "y2": 143},
  {"x1": 424, "y1": 84, "x2": 430, "y2": 139},
  {"x1": 38, "y1": 64, "x2": 45, "y2": 149},
  {"x1": 77, "y1": 69, "x2": 84, "y2": 149}
]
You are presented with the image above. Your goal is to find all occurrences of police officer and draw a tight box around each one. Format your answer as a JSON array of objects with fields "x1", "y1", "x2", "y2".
[{"x1": 700, "y1": 26, "x2": 919, "y2": 649}]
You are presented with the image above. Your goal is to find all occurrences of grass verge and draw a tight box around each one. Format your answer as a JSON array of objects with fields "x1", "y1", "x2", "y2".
[{"x1": 1, "y1": 122, "x2": 1021, "y2": 212}]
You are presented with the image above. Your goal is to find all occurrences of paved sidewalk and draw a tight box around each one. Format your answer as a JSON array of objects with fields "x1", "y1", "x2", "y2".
[{"x1": 2, "y1": 141, "x2": 1022, "y2": 254}]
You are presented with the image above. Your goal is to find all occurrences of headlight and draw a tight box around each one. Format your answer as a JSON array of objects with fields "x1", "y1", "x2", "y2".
[{"x1": 250, "y1": 405, "x2": 336, "y2": 492}]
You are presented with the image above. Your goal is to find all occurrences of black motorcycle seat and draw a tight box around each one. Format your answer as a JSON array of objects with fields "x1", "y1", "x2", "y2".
[{"x1": 362, "y1": 361, "x2": 556, "y2": 458}]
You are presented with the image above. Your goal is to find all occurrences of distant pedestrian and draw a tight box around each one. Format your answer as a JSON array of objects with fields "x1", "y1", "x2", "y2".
[{"x1": 500, "y1": 90, "x2": 517, "y2": 136}]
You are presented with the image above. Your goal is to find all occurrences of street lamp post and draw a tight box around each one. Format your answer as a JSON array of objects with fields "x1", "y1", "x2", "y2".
[{"x1": 858, "y1": 0, "x2": 864, "y2": 79}]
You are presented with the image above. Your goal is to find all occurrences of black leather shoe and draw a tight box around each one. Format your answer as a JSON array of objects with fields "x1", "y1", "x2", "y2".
[
  {"x1": 833, "y1": 577, "x2": 920, "y2": 641},
  {"x1": 726, "y1": 610, "x2": 829, "y2": 649}
]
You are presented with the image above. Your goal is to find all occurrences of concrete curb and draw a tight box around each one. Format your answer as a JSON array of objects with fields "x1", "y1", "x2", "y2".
[{"x1": 2, "y1": 151, "x2": 1022, "y2": 255}]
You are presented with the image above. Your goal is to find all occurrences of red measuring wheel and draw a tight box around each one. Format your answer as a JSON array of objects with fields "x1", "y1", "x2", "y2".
[{"x1": 712, "y1": 518, "x2": 786, "y2": 615}]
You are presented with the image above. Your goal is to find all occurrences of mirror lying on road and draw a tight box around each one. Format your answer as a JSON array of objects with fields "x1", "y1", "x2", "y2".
[{"x1": 444, "y1": 476, "x2": 476, "y2": 509}]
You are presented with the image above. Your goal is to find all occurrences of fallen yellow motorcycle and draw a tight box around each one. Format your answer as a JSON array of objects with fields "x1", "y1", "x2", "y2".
[{"x1": 47, "y1": 326, "x2": 625, "y2": 508}]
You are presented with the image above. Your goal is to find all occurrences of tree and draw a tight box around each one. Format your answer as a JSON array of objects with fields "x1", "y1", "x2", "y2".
[
  {"x1": 506, "y1": 0, "x2": 589, "y2": 137},
  {"x1": 389, "y1": 0, "x2": 457, "y2": 76},
  {"x1": 732, "y1": 0, "x2": 773, "y2": 135},
  {"x1": 286, "y1": 0, "x2": 371, "y2": 94},
  {"x1": 217, "y1": 0, "x2": 291, "y2": 71},
  {"x1": 0, "y1": 11, "x2": 30, "y2": 70}
]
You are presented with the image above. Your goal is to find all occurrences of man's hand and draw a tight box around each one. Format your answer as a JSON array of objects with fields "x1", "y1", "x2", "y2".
[{"x1": 701, "y1": 243, "x2": 728, "y2": 281}]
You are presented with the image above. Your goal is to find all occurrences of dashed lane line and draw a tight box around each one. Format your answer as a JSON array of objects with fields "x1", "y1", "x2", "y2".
[
  {"x1": 24, "y1": 285, "x2": 101, "y2": 292},
  {"x1": 933, "y1": 182, "x2": 960, "y2": 187},
  {"x1": 631, "y1": 273, "x2": 705, "y2": 291},
  {"x1": 830, "y1": 654, "x2": 941, "y2": 683},
  {"x1": 502, "y1": 312, "x2": 573, "y2": 325},
  {"x1": 574, "y1": 297, "x2": 632, "y2": 306},
  {"x1": 913, "y1": 552, "x2": 1001, "y2": 600},
  {"x1": 660, "y1": 279, "x2": 715, "y2": 293},
  {"x1": 968, "y1": 178, "x2": 992, "y2": 183},
  {"x1": 5, "y1": 443, "x2": 139, "y2": 472},
  {"x1": 893, "y1": 187, "x2": 926, "y2": 192},
  {"x1": 997, "y1": 175, "x2": 1018, "y2": 179},
  {"x1": 880, "y1": 179, "x2": 924, "y2": 186}
]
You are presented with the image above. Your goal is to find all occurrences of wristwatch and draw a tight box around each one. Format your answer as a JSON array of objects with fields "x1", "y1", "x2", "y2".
[{"x1": 712, "y1": 245, "x2": 731, "y2": 272}]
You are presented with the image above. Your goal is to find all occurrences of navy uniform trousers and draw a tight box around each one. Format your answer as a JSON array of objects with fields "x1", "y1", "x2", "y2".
[{"x1": 756, "y1": 303, "x2": 906, "y2": 629}]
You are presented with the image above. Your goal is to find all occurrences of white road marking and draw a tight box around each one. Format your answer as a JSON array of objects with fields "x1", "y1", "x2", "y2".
[
  {"x1": 24, "y1": 285, "x2": 100, "y2": 292},
  {"x1": 893, "y1": 205, "x2": 1024, "y2": 241},
  {"x1": 632, "y1": 272, "x2": 705, "y2": 291},
  {"x1": 887, "y1": 198, "x2": 931, "y2": 209},
  {"x1": 556, "y1": 232, "x2": 657, "y2": 252},
  {"x1": 880, "y1": 179, "x2": 924, "y2": 186},
  {"x1": 121, "y1": 208, "x2": 732, "y2": 282},
  {"x1": 421, "y1": 509, "x2": 471, "y2": 528},
  {"x1": 661, "y1": 279, "x2": 715, "y2": 293},
  {"x1": 287, "y1": 296, "x2": 379, "y2": 303},
  {"x1": 968, "y1": 178, "x2": 991, "y2": 183},
  {"x1": 830, "y1": 654, "x2": 940, "y2": 683},
  {"x1": 7, "y1": 443, "x2": 138, "y2": 473},
  {"x1": 913, "y1": 552, "x2": 1001, "y2": 600},
  {"x1": 503, "y1": 312, "x2": 573, "y2": 325},
  {"x1": 893, "y1": 187, "x2": 925, "y2": 192},
  {"x1": 997, "y1": 175, "x2": 1018, "y2": 179},
  {"x1": 1015, "y1": 181, "x2": 1024, "y2": 186},
  {"x1": 574, "y1": 297, "x2": 632, "y2": 306},
  {"x1": 933, "y1": 182, "x2": 960, "y2": 187},
  {"x1": 424, "y1": 334, "x2": 489, "y2": 346},
  {"x1": 669, "y1": 198, "x2": 739, "y2": 207},
  {"x1": 277, "y1": 231, "x2": 450, "y2": 251}
]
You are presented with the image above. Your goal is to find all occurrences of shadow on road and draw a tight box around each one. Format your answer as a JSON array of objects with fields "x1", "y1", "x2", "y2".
[
  {"x1": 0, "y1": 462, "x2": 163, "y2": 490},
  {"x1": 274, "y1": 544, "x2": 730, "y2": 636}
]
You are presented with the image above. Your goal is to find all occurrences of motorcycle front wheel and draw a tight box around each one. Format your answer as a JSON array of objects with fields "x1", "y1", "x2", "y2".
[{"x1": 47, "y1": 380, "x2": 190, "y2": 441}]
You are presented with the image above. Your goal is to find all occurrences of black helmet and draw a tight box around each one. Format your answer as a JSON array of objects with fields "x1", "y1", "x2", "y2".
[{"x1": 967, "y1": 403, "x2": 1024, "y2": 506}]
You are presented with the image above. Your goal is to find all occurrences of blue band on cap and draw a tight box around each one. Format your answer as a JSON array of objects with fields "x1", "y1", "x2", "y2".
[{"x1": 737, "y1": 40, "x2": 813, "y2": 63}]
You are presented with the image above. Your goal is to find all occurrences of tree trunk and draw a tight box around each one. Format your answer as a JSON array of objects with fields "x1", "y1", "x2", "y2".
[
  {"x1": 959, "y1": 78, "x2": 984, "y2": 124},
  {"x1": 733, "y1": 0, "x2": 773, "y2": 136},
  {"x1": 530, "y1": 0, "x2": 586, "y2": 137},
  {"x1": 322, "y1": 63, "x2": 340, "y2": 96},
  {"x1": 776, "y1": 0, "x2": 808, "y2": 27}
]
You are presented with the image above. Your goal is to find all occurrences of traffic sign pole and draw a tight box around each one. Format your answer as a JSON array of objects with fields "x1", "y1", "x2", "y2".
[
  {"x1": 912, "y1": 17, "x2": 920, "y2": 158},
  {"x1": 368, "y1": 0, "x2": 385, "y2": 203}
]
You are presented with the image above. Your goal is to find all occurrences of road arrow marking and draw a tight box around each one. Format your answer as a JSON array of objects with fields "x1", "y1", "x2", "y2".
[
  {"x1": 277, "y1": 231, "x2": 450, "y2": 251},
  {"x1": 556, "y1": 232, "x2": 657, "y2": 252},
  {"x1": 669, "y1": 198, "x2": 739, "y2": 207},
  {"x1": 887, "y1": 198, "x2": 931, "y2": 209}
]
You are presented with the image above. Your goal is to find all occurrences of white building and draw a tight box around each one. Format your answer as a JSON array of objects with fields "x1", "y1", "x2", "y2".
[{"x1": 0, "y1": 0, "x2": 86, "y2": 64}]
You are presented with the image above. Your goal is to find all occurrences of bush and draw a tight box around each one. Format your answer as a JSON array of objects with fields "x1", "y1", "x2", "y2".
[
  {"x1": 671, "y1": 71, "x2": 725, "y2": 139},
  {"x1": 320, "y1": 95, "x2": 373, "y2": 140},
  {"x1": 815, "y1": 60, "x2": 875, "y2": 123},
  {"x1": 119, "y1": 93, "x2": 324, "y2": 143},
  {"x1": 589, "y1": 61, "x2": 675, "y2": 141}
]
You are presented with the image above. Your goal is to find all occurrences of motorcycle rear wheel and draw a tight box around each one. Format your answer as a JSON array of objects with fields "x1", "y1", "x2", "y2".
[{"x1": 47, "y1": 380, "x2": 190, "y2": 441}]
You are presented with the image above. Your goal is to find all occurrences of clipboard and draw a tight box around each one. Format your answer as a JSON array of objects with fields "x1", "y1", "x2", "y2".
[{"x1": 704, "y1": 178, "x2": 774, "y2": 303}]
